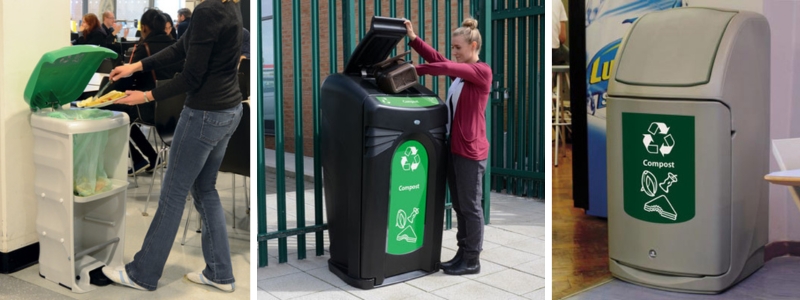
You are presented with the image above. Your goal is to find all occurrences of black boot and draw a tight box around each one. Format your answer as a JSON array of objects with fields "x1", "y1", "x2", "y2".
[
  {"x1": 442, "y1": 254, "x2": 480, "y2": 275},
  {"x1": 440, "y1": 248, "x2": 464, "y2": 269}
]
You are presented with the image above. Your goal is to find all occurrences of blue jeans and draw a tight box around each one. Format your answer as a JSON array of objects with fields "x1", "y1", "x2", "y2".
[{"x1": 126, "y1": 104, "x2": 242, "y2": 290}]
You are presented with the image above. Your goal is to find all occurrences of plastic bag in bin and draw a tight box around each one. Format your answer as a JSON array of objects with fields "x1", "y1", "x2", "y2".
[{"x1": 47, "y1": 109, "x2": 114, "y2": 196}]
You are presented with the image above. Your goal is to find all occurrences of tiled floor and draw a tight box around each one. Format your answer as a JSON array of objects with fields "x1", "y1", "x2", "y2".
[
  {"x1": 566, "y1": 256, "x2": 800, "y2": 300},
  {"x1": 1, "y1": 171, "x2": 251, "y2": 299},
  {"x1": 257, "y1": 173, "x2": 545, "y2": 300}
]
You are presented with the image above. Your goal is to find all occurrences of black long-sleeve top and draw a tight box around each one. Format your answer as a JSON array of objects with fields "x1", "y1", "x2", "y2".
[
  {"x1": 140, "y1": 0, "x2": 242, "y2": 111},
  {"x1": 73, "y1": 26, "x2": 107, "y2": 46}
]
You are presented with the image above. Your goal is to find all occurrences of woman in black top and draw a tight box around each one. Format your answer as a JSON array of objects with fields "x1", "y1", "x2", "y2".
[
  {"x1": 73, "y1": 13, "x2": 106, "y2": 46},
  {"x1": 163, "y1": 13, "x2": 178, "y2": 40},
  {"x1": 102, "y1": 0, "x2": 243, "y2": 293},
  {"x1": 105, "y1": 9, "x2": 184, "y2": 174}
]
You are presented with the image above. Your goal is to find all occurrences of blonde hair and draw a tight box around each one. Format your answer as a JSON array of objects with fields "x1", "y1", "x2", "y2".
[{"x1": 452, "y1": 18, "x2": 482, "y2": 52}]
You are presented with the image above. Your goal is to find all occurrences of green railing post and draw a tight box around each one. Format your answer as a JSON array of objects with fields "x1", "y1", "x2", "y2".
[
  {"x1": 517, "y1": 4, "x2": 527, "y2": 196},
  {"x1": 292, "y1": 0, "x2": 307, "y2": 261},
  {"x1": 537, "y1": 0, "x2": 545, "y2": 198},
  {"x1": 443, "y1": 0, "x2": 452, "y2": 231},
  {"x1": 359, "y1": 0, "x2": 366, "y2": 40},
  {"x1": 506, "y1": 10, "x2": 516, "y2": 195},
  {"x1": 313, "y1": 0, "x2": 324, "y2": 258},
  {"x1": 274, "y1": 0, "x2": 289, "y2": 264},
  {"x1": 330, "y1": 0, "x2": 338, "y2": 73},
  {"x1": 343, "y1": 1, "x2": 356, "y2": 62},
  {"x1": 405, "y1": 0, "x2": 411, "y2": 55},
  {"x1": 432, "y1": 0, "x2": 438, "y2": 95},
  {"x1": 390, "y1": 0, "x2": 396, "y2": 57},
  {"x1": 479, "y1": 0, "x2": 492, "y2": 224},
  {"x1": 529, "y1": 0, "x2": 537, "y2": 197},
  {"x1": 419, "y1": 0, "x2": 425, "y2": 85},
  {"x1": 257, "y1": 0, "x2": 267, "y2": 268}
]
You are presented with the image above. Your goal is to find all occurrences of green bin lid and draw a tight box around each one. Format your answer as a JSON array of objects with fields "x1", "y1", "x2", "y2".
[{"x1": 23, "y1": 45, "x2": 118, "y2": 110}]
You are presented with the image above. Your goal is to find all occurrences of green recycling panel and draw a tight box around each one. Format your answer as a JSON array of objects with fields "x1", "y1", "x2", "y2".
[
  {"x1": 622, "y1": 112, "x2": 695, "y2": 223},
  {"x1": 387, "y1": 140, "x2": 428, "y2": 255},
  {"x1": 376, "y1": 96, "x2": 440, "y2": 108}
]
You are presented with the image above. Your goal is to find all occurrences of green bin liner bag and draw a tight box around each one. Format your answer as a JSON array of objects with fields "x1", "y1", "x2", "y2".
[{"x1": 47, "y1": 109, "x2": 114, "y2": 196}]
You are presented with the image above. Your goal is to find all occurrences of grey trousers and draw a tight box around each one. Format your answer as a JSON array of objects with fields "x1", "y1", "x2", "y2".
[{"x1": 447, "y1": 151, "x2": 487, "y2": 259}]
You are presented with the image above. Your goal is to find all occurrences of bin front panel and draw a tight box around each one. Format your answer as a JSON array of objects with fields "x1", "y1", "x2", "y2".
[
  {"x1": 608, "y1": 97, "x2": 731, "y2": 276},
  {"x1": 387, "y1": 140, "x2": 428, "y2": 255},
  {"x1": 622, "y1": 113, "x2": 695, "y2": 223}
]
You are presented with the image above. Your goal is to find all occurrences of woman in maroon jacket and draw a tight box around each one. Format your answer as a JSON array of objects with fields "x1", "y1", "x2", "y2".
[{"x1": 405, "y1": 18, "x2": 492, "y2": 275}]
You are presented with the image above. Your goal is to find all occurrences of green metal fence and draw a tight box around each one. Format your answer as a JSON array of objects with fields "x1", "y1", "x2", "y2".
[
  {"x1": 257, "y1": 0, "x2": 540, "y2": 267},
  {"x1": 489, "y1": 0, "x2": 545, "y2": 199}
]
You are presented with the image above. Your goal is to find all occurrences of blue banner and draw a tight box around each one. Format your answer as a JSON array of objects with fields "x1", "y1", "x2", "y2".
[{"x1": 584, "y1": 0, "x2": 683, "y2": 217}]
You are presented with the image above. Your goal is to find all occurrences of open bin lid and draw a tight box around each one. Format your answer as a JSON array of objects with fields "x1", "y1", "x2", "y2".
[
  {"x1": 23, "y1": 45, "x2": 118, "y2": 110},
  {"x1": 344, "y1": 16, "x2": 408, "y2": 75}
]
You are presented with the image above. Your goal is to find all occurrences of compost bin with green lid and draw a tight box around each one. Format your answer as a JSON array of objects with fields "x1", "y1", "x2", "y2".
[{"x1": 25, "y1": 45, "x2": 130, "y2": 293}]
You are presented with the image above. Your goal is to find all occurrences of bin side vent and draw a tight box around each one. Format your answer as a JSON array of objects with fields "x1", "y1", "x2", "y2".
[{"x1": 365, "y1": 127, "x2": 402, "y2": 157}]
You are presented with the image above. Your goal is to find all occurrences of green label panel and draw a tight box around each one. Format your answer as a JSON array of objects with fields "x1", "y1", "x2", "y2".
[
  {"x1": 376, "y1": 96, "x2": 439, "y2": 108},
  {"x1": 387, "y1": 140, "x2": 428, "y2": 255},
  {"x1": 622, "y1": 113, "x2": 695, "y2": 223}
]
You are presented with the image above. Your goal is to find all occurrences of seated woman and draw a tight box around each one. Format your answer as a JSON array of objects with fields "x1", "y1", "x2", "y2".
[
  {"x1": 163, "y1": 13, "x2": 178, "y2": 40},
  {"x1": 105, "y1": 9, "x2": 184, "y2": 175},
  {"x1": 73, "y1": 13, "x2": 107, "y2": 46}
]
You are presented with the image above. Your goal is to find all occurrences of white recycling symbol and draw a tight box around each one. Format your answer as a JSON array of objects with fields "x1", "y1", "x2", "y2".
[
  {"x1": 401, "y1": 146, "x2": 421, "y2": 171},
  {"x1": 642, "y1": 122, "x2": 675, "y2": 156}
]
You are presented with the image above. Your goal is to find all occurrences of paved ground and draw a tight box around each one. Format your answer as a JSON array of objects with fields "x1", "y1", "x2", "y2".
[{"x1": 257, "y1": 168, "x2": 545, "y2": 300}]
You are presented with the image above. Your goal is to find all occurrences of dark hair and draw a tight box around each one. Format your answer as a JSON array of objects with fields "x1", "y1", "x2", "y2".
[
  {"x1": 139, "y1": 9, "x2": 166, "y2": 39},
  {"x1": 162, "y1": 13, "x2": 177, "y2": 39},
  {"x1": 81, "y1": 13, "x2": 100, "y2": 39},
  {"x1": 178, "y1": 8, "x2": 192, "y2": 19}
]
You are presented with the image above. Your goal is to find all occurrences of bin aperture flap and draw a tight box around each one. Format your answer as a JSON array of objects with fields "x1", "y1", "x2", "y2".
[
  {"x1": 344, "y1": 16, "x2": 408, "y2": 76},
  {"x1": 24, "y1": 45, "x2": 118, "y2": 110},
  {"x1": 614, "y1": 8, "x2": 736, "y2": 87}
]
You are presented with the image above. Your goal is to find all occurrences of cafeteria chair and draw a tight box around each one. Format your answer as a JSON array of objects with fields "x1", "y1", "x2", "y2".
[
  {"x1": 181, "y1": 102, "x2": 250, "y2": 245},
  {"x1": 238, "y1": 58, "x2": 250, "y2": 99},
  {"x1": 97, "y1": 58, "x2": 115, "y2": 74},
  {"x1": 772, "y1": 138, "x2": 800, "y2": 213},
  {"x1": 143, "y1": 85, "x2": 185, "y2": 216}
]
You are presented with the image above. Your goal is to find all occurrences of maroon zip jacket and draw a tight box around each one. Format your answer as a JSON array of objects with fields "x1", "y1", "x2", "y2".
[{"x1": 410, "y1": 37, "x2": 492, "y2": 161}]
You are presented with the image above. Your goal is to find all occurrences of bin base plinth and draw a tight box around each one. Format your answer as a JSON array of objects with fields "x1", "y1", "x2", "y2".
[
  {"x1": 609, "y1": 246, "x2": 764, "y2": 294},
  {"x1": 328, "y1": 259, "x2": 438, "y2": 290}
]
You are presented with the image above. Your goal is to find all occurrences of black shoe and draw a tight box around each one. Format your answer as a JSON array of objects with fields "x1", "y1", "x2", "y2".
[
  {"x1": 128, "y1": 160, "x2": 150, "y2": 177},
  {"x1": 442, "y1": 256, "x2": 480, "y2": 275},
  {"x1": 440, "y1": 248, "x2": 464, "y2": 269},
  {"x1": 145, "y1": 157, "x2": 165, "y2": 173}
]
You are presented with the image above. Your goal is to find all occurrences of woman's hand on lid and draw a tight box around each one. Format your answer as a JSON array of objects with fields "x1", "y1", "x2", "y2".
[{"x1": 404, "y1": 19, "x2": 417, "y2": 41}]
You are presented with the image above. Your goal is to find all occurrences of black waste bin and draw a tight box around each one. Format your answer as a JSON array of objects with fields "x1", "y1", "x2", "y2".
[{"x1": 320, "y1": 16, "x2": 448, "y2": 289}]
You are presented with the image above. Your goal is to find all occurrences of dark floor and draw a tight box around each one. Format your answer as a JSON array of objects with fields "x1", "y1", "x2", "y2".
[
  {"x1": 567, "y1": 256, "x2": 800, "y2": 300},
  {"x1": 552, "y1": 145, "x2": 612, "y2": 299}
]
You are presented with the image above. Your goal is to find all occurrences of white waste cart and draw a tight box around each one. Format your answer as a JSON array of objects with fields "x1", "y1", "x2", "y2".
[{"x1": 25, "y1": 46, "x2": 130, "y2": 293}]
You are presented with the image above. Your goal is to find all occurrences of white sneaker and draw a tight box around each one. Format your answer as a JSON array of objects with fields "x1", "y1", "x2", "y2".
[
  {"x1": 185, "y1": 271, "x2": 235, "y2": 292},
  {"x1": 101, "y1": 266, "x2": 148, "y2": 291}
]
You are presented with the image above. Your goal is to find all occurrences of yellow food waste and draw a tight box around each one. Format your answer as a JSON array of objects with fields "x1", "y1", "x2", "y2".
[{"x1": 77, "y1": 90, "x2": 126, "y2": 107}]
